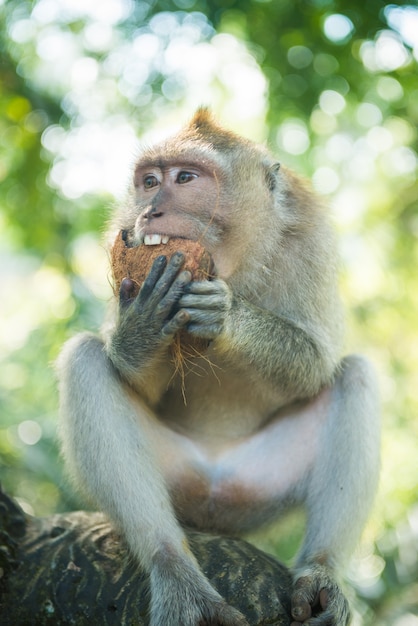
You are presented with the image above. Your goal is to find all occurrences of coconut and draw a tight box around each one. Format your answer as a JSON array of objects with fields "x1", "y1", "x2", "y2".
[{"x1": 111, "y1": 231, "x2": 213, "y2": 299}]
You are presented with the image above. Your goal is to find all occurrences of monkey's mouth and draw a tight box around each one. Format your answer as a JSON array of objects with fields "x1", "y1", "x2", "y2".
[
  {"x1": 141, "y1": 233, "x2": 202, "y2": 247},
  {"x1": 143, "y1": 234, "x2": 172, "y2": 246},
  {"x1": 122, "y1": 229, "x2": 200, "y2": 249}
]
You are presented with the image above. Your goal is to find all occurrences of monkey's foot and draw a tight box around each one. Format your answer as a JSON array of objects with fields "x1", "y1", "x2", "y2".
[
  {"x1": 149, "y1": 551, "x2": 250, "y2": 626},
  {"x1": 290, "y1": 564, "x2": 351, "y2": 625},
  {"x1": 150, "y1": 595, "x2": 249, "y2": 626}
]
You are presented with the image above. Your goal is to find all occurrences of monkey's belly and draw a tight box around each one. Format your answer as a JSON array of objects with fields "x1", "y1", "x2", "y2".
[
  {"x1": 160, "y1": 389, "x2": 331, "y2": 533},
  {"x1": 170, "y1": 473, "x2": 278, "y2": 533}
]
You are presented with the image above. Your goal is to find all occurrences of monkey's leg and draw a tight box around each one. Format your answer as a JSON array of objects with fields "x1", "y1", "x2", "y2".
[
  {"x1": 57, "y1": 333, "x2": 248, "y2": 626},
  {"x1": 290, "y1": 355, "x2": 380, "y2": 626}
]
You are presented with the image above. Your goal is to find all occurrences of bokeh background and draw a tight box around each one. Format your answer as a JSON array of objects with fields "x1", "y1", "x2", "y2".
[{"x1": 0, "y1": 0, "x2": 417, "y2": 623}]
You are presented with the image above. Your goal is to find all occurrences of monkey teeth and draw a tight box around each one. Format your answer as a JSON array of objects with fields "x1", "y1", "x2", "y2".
[{"x1": 144, "y1": 234, "x2": 170, "y2": 245}]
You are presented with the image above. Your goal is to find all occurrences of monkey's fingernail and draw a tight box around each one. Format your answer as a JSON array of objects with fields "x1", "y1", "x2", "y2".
[
  {"x1": 180, "y1": 270, "x2": 192, "y2": 282},
  {"x1": 177, "y1": 310, "x2": 190, "y2": 322},
  {"x1": 171, "y1": 251, "x2": 185, "y2": 263}
]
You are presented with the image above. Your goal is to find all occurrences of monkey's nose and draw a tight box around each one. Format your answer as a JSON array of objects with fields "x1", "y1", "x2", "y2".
[{"x1": 143, "y1": 206, "x2": 163, "y2": 219}]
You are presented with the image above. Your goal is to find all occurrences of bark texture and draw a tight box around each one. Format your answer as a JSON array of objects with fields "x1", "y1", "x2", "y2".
[{"x1": 0, "y1": 486, "x2": 293, "y2": 625}]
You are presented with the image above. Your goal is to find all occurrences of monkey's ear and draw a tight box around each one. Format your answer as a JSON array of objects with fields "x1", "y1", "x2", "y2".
[{"x1": 265, "y1": 162, "x2": 281, "y2": 191}]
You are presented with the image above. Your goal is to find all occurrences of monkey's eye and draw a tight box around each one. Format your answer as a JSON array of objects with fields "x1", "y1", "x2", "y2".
[
  {"x1": 143, "y1": 175, "x2": 159, "y2": 189},
  {"x1": 177, "y1": 171, "x2": 197, "y2": 184}
]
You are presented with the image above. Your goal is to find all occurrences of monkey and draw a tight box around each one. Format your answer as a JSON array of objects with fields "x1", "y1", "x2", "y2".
[{"x1": 57, "y1": 108, "x2": 380, "y2": 626}]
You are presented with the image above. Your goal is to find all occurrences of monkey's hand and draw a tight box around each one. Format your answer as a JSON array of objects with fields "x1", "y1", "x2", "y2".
[
  {"x1": 150, "y1": 552, "x2": 249, "y2": 626},
  {"x1": 178, "y1": 278, "x2": 233, "y2": 340},
  {"x1": 108, "y1": 252, "x2": 192, "y2": 372},
  {"x1": 290, "y1": 564, "x2": 351, "y2": 626}
]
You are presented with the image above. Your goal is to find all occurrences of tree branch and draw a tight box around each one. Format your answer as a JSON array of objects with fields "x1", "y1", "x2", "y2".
[{"x1": 0, "y1": 486, "x2": 292, "y2": 625}]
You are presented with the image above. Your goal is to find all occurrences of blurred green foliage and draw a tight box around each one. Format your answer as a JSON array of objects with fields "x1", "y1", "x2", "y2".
[{"x1": 0, "y1": 0, "x2": 417, "y2": 623}]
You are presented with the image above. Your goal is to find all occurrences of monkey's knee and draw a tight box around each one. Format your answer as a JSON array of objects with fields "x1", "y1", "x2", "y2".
[
  {"x1": 337, "y1": 354, "x2": 378, "y2": 395},
  {"x1": 57, "y1": 332, "x2": 113, "y2": 386},
  {"x1": 57, "y1": 332, "x2": 105, "y2": 366}
]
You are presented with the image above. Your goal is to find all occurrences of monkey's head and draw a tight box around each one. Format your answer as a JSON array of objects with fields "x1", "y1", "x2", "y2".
[{"x1": 113, "y1": 108, "x2": 323, "y2": 293}]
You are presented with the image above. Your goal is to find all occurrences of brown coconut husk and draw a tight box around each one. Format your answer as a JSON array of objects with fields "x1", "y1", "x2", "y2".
[
  {"x1": 111, "y1": 232, "x2": 213, "y2": 298},
  {"x1": 110, "y1": 232, "x2": 214, "y2": 392}
]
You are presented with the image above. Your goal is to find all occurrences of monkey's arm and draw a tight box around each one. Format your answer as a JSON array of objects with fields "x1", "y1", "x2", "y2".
[{"x1": 179, "y1": 279, "x2": 338, "y2": 400}]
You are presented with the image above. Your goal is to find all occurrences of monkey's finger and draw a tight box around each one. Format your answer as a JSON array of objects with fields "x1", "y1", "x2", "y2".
[
  {"x1": 178, "y1": 293, "x2": 229, "y2": 310},
  {"x1": 180, "y1": 278, "x2": 232, "y2": 312},
  {"x1": 186, "y1": 315, "x2": 224, "y2": 340},
  {"x1": 137, "y1": 255, "x2": 168, "y2": 302},
  {"x1": 162, "y1": 310, "x2": 190, "y2": 338},
  {"x1": 184, "y1": 278, "x2": 228, "y2": 296},
  {"x1": 291, "y1": 577, "x2": 316, "y2": 622},
  {"x1": 291, "y1": 596, "x2": 312, "y2": 623},
  {"x1": 136, "y1": 253, "x2": 187, "y2": 314},
  {"x1": 153, "y1": 270, "x2": 192, "y2": 320},
  {"x1": 143, "y1": 252, "x2": 187, "y2": 307},
  {"x1": 183, "y1": 308, "x2": 223, "y2": 326}
]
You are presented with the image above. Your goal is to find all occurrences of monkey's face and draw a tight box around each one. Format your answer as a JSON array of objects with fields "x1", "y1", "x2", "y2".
[{"x1": 131, "y1": 158, "x2": 223, "y2": 248}]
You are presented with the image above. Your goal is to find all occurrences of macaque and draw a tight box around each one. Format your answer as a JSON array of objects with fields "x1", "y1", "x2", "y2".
[{"x1": 57, "y1": 109, "x2": 380, "y2": 626}]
